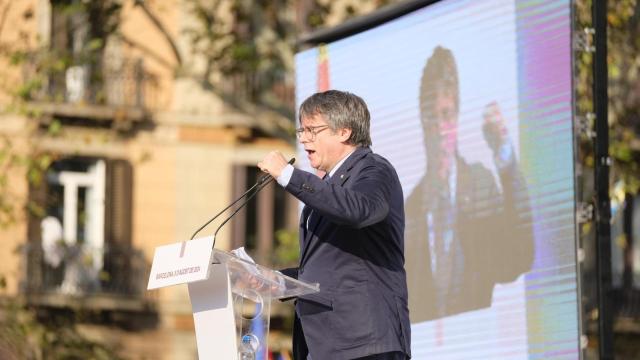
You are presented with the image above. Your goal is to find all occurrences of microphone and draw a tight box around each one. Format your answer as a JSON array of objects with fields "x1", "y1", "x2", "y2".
[
  {"x1": 189, "y1": 157, "x2": 295, "y2": 247},
  {"x1": 253, "y1": 156, "x2": 296, "y2": 186}
]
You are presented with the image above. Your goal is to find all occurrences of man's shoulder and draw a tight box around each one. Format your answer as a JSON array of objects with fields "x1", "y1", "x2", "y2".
[
  {"x1": 457, "y1": 157, "x2": 498, "y2": 196},
  {"x1": 362, "y1": 149, "x2": 397, "y2": 171},
  {"x1": 457, "y1": 156, "x2": 492, "y2": 180},
  {"x1": 359, "y1": 152, "x2": 403, "y2": 186},
  {"x1": 343, "y1": 147, "x2": 392, "y2": 173}
]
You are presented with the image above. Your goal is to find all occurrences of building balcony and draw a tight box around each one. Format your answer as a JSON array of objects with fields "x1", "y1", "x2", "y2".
[
  {"x1": 21, "y1": 243, "x2": 155, "y2": 313},
  {"x1": 22, "y1": 55, "x2": 157, "y2": 127}
]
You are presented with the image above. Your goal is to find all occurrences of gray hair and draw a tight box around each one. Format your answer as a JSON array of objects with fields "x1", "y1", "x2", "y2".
[{"x1": 298, "y1": 90, "x2": 372, "y2": 147}]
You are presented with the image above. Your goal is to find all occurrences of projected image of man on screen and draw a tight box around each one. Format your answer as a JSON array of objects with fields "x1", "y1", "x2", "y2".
[{"x1": 405, "y1": 46, "x2": 534, "y2": 322}]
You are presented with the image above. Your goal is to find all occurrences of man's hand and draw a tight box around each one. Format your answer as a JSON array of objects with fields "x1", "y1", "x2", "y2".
[
  {"x1": 258, "y1": 151, "x2": 289, "y2": 179},
  {"x1": 482, "y1": 101, "x2": 515, "y2": 169}
]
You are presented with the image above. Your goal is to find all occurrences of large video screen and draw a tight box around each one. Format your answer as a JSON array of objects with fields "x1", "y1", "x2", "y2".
[{"x1": 295, "y1": 0, "x2": 577, "y2": 358}]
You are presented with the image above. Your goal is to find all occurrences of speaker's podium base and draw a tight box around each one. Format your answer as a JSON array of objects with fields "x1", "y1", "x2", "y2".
[{"x1": 147, "y1": 236, "x2": 318, "y2": 359}]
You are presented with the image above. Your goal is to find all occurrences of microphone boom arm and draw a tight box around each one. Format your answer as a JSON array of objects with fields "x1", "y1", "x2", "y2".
[
  {"x1": 212, "y1": 176, "x2": 275, "y2": 249},
  {"x1": 189, "y1": 157, "x2": 295, "y2": 247}
]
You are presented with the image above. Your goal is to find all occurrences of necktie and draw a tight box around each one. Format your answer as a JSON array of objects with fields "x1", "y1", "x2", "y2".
[{"x1": 432, "y1": 183, "x2": 455, "y2": 309}]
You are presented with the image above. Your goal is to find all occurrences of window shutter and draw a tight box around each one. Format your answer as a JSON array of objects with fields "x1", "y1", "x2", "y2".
[
  {"x1": 104, "y1": 159, "x2": 133, "y2": 294},
  {"x1": 25, "y1": 176, "x2": 48, "y2": 293},
  {"x1": 105, "y1": 159, "x2": 133, "y2": 247},
  {"x1": 231, "y1": 164, "x2": 248, "y2": 249}
]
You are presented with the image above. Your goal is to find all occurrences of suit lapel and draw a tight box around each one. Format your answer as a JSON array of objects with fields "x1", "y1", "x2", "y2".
[
  {"x1": 327, "y1": 146, "x2": 369, "y2": 186},
  {"x1": 300, "y1": 206, "x2": 319, "y2": 263},
  {"x1": 299, "y1": 147, "x2": 371, "y2": 266},
  {"x1": 299, "y1": 205, "x2": 312, "y2": 256},
  {"x1": 300, "y1": 169, "x2": 332, "y2": 263}
]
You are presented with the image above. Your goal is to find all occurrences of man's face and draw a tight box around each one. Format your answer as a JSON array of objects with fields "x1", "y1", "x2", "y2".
[
  {"x1": 299, "y1": 114, "x2": 347, "y2": 173},
  {"x1": 422, "y1": 88, "x2": 458, "y2": 174}
]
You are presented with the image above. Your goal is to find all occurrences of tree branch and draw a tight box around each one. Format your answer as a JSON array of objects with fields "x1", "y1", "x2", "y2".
[{"x1": 133, "y1": 0, "x2": 182, "y2": 66}]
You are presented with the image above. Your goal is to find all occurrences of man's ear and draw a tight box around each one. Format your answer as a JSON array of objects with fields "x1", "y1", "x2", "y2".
[{"x1": 338, "y1": 128, "x2": 352, "y2": 143}]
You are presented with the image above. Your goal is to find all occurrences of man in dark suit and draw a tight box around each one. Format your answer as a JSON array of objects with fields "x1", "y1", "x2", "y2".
[
  {"x1": 405, "y1": 46, "x2": 534, "y2": 322},
  {"x1": 259, "y1": 90, "x2": 411, "y2": 360}
]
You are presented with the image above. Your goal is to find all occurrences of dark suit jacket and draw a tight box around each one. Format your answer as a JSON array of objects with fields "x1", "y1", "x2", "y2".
[
  {"x1": 284, "y1": 146, "x2": 411, "y2": 360},
  {"x1": 405, "y1": 156, "x2": 534, "y2": 322}
]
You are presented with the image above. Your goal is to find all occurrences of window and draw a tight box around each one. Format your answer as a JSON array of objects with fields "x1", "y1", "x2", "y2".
[
  {"x1": 231, "y1": 165, "x2": 294, "y2": 265},
  {"x1": 26, "y1": 157, "x2": 134, "y2": 296}
]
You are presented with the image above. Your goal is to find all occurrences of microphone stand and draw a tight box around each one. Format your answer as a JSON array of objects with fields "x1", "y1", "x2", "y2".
[
  {"x1": 211, "y1": 176, "x2": 275, "y2": 249},
  {"x1": 189, "y1": 178, "x2": 264, "y2": 241},
  {"x1": 189, "y1": 158, "x2": 295, "y2": 249}
]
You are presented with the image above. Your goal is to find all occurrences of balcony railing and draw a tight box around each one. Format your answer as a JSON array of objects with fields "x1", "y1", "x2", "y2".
[
  {"x1": 22, "y1": 54, "x2": 158, "y2": 117},
  {"x1": 20, "y1": 243, "x2": 154, "y2": 311}
]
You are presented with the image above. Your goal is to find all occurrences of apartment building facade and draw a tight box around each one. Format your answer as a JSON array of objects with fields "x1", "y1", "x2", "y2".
[{"x1": 0, "y1": 0, "x2": 300, "y2": 358}]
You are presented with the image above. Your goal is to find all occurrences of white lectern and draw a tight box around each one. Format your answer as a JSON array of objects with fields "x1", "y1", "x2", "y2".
[{"x1": 147, "y1": 236, "x2": 319, "y2": 359}]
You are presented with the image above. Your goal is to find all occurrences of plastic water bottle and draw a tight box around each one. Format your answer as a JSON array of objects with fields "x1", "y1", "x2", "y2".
[{"x1": 238, "y1": 334, "x2": 256, "y2": 360}]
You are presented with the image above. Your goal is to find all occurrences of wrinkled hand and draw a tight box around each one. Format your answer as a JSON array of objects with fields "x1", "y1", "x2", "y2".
[
  {"x1": 482, "y1": 101, "x2": 509, "y2": 154},
  {"x1": 257, "y1": 151, "x2": 289, "y2": 179}
]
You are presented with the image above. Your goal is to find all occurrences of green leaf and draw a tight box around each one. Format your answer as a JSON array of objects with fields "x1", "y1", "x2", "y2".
[{"x1": 47, "y1": 120, "x2": 62, "y2": 136}]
